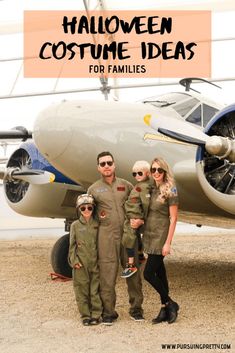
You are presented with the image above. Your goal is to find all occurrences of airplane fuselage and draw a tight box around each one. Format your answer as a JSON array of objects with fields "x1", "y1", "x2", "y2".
[{"x1": 33, "y1": 99, "x2": 235, "y2": 226}]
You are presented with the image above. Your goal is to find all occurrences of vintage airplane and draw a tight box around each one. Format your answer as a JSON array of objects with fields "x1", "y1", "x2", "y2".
[{"x1": 0, "y1": 77, "x2": 235, "y2": 277}]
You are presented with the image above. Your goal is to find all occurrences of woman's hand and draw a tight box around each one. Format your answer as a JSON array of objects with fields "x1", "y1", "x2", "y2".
[{"x1": 162, "y1": 243, "x2": 171, "y2": 256}]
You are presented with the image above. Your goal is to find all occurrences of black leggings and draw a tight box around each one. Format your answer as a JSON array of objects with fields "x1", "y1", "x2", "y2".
[{"x1": 143, "y1": 254, "x2": 170, "y2": 304}]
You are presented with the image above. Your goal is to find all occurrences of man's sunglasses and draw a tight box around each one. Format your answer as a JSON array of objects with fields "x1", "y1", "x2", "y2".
[
  {"x1": 79, "y1": 205, "x2": 93, "y2": 212},
  {"x1": 99, "y1": 161, "x2": 114, "y2": 167},
  {"x1": 150, "y1": 167, "x2": 165, "y2": 174},
  {"x1": 132, "y1": 171, "x2": 143, "y2": 177}
]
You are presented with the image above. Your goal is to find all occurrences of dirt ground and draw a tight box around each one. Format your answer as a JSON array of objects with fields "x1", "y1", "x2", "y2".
[{"x1": 0, "y1": 231, "x2": 234, "y2": 353}]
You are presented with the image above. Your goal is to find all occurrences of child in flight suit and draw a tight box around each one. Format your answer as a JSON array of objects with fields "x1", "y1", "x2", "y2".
[
  {"x1": 121, "y1": 161, "x2": 152, "y2": 279},
  {"x1": 68, "y1": 194, "x2": 102, "y2": 326}
]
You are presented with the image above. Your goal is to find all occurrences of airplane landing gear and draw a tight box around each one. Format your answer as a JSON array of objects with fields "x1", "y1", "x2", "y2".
[{"x1": 51, "y1": 234, "x2": 72, "y2": 278}]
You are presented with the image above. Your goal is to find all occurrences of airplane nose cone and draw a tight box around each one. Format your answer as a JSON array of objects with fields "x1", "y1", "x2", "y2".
[
  {"x1": 205, "y1": 135, "x2": 235, "y2": 162},
  {"x1": 205, "y1": 135, "x2": 225, "y2": 155},
  {"x1": 33, "y1": 103, "x2": 73, "y2": 161}
]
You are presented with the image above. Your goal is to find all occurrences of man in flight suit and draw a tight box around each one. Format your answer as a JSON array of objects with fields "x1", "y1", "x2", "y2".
[{"x1": 88, "y1": 151, "x2": 144, "y2": 325}]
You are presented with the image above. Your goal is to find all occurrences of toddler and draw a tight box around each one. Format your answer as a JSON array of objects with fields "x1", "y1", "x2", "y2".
[{"x1": 121, "y1": 161, "x2": 152, "y2": 278}]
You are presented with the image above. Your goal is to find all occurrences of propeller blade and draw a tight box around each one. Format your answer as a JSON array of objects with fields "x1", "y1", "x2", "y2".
[
  {"x1": 0, "y1": 126, "x2": 32, "y2": 141},
  {"x1": 145, "y1": 115, "x2": 235, "y2": 162},
  {"x1": 0, "y1": 167, "x2": 55, "y2": 184},
  {"x1": 158, "y1": 128, "x2": 206, "y2": 146},
  {"x1": 12, "y1": 170, "x2": 55, "y2": 184},
  {"x1": 143, "y1": 113, "x2": 209, "y2": 144}
]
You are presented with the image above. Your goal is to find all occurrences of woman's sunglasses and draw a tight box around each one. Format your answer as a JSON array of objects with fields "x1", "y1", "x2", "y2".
[
  {"x1": 79, "y1": 205, "x2": 93, "y2": 212},
  {"x1": 150, "y1": 167, "x2": 165, "y2": 174},
  {"x1": 132, "y1": 171, "x2": 143, "y2": 177},
  {"x1": 99, "y1": 161, "x2": 114, "y2": 167}
]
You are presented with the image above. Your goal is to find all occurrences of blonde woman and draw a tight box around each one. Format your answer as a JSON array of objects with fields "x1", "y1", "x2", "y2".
[{"x1": 142, "y1": 157, "x2": 179, "y2": 324}]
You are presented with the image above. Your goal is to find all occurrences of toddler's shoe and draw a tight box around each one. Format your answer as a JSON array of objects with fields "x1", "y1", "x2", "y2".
[{"x1": 121, "y1": 264, "x2": 138, "y2": 278}]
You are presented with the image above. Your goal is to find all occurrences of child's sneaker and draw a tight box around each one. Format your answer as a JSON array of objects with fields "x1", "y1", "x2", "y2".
[
  {"x1": 82, "y1": 318, "x2": 90, "y2": 326},
  {"x1": 138, "y1": 252, "x2": 146, "y2": 264},
  {"x1": 90, "y1": 318, "x2": 100, "y2": 325},
  {"x1": 121, "y1": 264, "x2": 138, "y2": 278}
]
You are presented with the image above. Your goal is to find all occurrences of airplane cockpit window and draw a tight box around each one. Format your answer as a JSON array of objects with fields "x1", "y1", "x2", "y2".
[
  {"x1": 172, "y1": 97, "x2": 199, "y2": 117},
  {"x1": 185, "y1": 105, "x2": 202, "y2": 126},
  {"x1": 185, "y1": 104, "x2": 219, "y2": 127},
  {"x1": 186, "y1": 104, "x2": 219, "y2": 127},
  {"x1": 143, "y1": 92, "x2": 219, "y2": 128},
  {"x1": 203, "y1": 104, "x2": 219, "y2": 126}
]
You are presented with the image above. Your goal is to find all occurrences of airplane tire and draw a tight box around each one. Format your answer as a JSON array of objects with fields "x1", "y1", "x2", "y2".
[{"x1": 51, "y1": 234, "x2": 72, "y2": 278}]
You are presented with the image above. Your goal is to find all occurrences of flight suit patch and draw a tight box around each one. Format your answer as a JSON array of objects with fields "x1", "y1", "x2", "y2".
[
  {"x1": 117, "y1": 186, "x2": 126, "y2": 191},
  {"x1": 146, "y1": 193, "x2": 151, "y2": 198},
  {"x1": 171, "y1": 186, "x2": 178, "y2": 196},
  {"x1": 130, "y1": 197, "x2": 138, "y2": 203},
  {"x1": 99, "y1": 210, "x2": 106, "y2": 219},
  {"x1": 96, "y1": 187, "x2": 108, "y2": 193},
  {"x1": 135, "y1": 186, "x2": 142, "y2": 192}
]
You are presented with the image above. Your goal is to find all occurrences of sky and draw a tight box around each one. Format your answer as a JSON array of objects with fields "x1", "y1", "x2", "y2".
[{"x1": 0, "y1": 0, "x2": 235, "y2": 157}]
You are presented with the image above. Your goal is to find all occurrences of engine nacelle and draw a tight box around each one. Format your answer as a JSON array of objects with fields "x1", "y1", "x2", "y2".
[
  {"x1": 196, "y1": 104, "x2": 235, "y2": 215},
  {"x1": 3, "y1": 142, "x2": 84, "y2": 218}
]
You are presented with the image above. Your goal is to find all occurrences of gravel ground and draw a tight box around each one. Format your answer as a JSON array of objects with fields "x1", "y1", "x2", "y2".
[{"x1": 0, "y1": 231, "x2": 234, "y2": 353}]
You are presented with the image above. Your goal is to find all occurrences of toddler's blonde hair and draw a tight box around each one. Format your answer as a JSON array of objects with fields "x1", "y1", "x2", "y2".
[{"x1": 132, "y1": 160, "x2": 150, "y2": 172}]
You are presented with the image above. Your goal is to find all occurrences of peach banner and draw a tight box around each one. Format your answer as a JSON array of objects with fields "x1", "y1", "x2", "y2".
[{"x1": 24, "y1": 10, "x2": 211, "y2": 78}]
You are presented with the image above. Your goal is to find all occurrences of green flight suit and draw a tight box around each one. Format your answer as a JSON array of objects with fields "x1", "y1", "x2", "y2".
[
  {"x1": 68, "y1": 216, "x2": 102, "y2": 320},
  {"x1": 143, "y1": 185, "x2": 179, "y2": 254},
  {"x1": 122, "y1": 178, "x2": 153, "y2": 249},
  {"x1": 88, "y1": 177, "x2": 144, "y2": 318}
]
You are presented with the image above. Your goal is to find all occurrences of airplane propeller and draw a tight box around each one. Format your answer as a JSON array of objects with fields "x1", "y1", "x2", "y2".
[
  {"x1": 158, "y1": 128, "x2": 206, "y2": 146},
  {"x1": 144, "y1": 114, "x2": 235, "y2": 163},
  {"x1": 0, "y1": 167, "x2": 55, "y2": 184},
  {"x1": 2, "y1": 146, "x2": 56, "y2": 204}
]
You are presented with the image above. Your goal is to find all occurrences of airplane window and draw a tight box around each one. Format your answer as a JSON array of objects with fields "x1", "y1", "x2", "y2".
[
  {"x1": 203, "y1": 104, "x2": 219, "y2": 126},
  {"x1": 185, "y1": 105, "x2": 202, "y2": 126},
  {"x1": 173, "y1": 98, "x2": 199, "y2": 117}
]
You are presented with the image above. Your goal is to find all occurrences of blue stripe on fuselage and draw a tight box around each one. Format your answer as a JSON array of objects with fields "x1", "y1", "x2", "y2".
[{"x1": 20, "y1": 141, "x2": 78, "y2": 186}]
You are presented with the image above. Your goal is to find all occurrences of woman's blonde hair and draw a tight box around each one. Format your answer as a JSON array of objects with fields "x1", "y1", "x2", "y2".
[{"x1": 151, "y1": 157, "x2": 175, "y2": 202}]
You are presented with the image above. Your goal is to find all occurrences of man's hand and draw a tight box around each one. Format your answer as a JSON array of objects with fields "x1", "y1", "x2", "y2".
[{"x1": 130, "y1": 219, "x2": 144, "y2": 229}]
